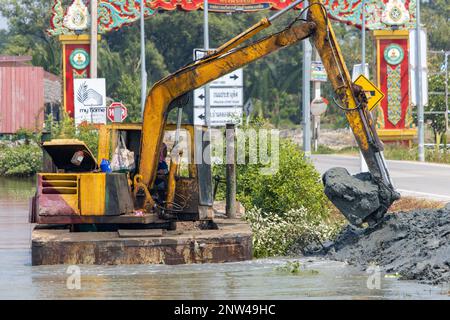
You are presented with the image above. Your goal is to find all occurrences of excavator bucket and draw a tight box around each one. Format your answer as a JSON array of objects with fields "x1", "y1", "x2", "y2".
[{"x1": 323, "y1": 167, "x2": 400, "y2": 227}]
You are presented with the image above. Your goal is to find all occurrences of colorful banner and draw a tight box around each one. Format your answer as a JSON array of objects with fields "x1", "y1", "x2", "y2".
[
  {"x1": 63, "y1": 41, "x2": 91, "y2": 117},
  {"x1": 49, "y1": 0, "x2": 417, "y2": 35},
  {"x1": 378, "y1": 38, "x2": 410, "y2": 129},
  {"x1": 374, "y1": 30, "x2": 416, "y2": 144}
]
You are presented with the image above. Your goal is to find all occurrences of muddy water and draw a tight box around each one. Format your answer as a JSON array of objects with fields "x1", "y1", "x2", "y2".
[{"x1": 0, "y1": 177, "x2": 448, "y2": 300}]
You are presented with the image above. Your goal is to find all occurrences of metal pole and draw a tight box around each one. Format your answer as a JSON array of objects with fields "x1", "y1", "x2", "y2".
[
  {"x1": 226, "y1": 123, "x2": 236, "y2": 219},
  {"x1": 302, "y1": 0, "x2": 312, "y2": 158},
  {"x1": 360, "y1": 0, "x2": 369, "y2": 172},
  {"x1": 445, "y1": 52, "x2": 449, "y2": 141},
  {"x1": 140, "y1": 0, "x2": 147, "y2": 118},
  {"x1": 90, "y1": 0, "x2": 98, "y2": 78},
  {"x1": 268, "y1": 0, "x2": 303, "y2": 22},
  {"x1": 202, "y1": 0, "x2": 213, "y2": 205},
  {"x1": 361, "y1": 0, "x2": 366, "y2": 76},
  {"x1": 416, "y1": 0, "x2": 424, "y2": 162},
  {"x1": 313, "y1": 49, "x2": 321, "y2": 152},
  {"x1": 203, "y1": 0, "x2": 211, "y2": 127}
]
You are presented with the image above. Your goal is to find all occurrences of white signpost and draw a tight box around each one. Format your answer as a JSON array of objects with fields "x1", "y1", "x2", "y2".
[
  {"x1": 74, "y1": 78, "x2": 107, "y2": 126},
  {"x1": 194, "y1": 107, "x2": 243, "y2": 126},
  {"x1": 193, "y1": 48, "x2": 244, "y2": 127},
  {"x1": 209, "y1": 69, "x2": 243, "y2": 87},
  {"x1": 194, "y1": 87, "x2": 244, "y2": 107}
]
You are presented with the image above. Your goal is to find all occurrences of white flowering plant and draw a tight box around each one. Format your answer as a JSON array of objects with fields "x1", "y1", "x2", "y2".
[{"x1": 244, "y1": 206, "x2": 342, "y2": 258}]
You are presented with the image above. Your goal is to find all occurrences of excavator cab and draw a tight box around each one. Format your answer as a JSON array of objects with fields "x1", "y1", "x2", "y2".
[{"x1": 97, "y1": 122, "x2": 214, "y2": 221}]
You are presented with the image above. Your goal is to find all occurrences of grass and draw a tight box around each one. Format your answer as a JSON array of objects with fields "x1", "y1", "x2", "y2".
[{"x1": 387, "y1": 196, "x2": 445, "y2": 213}]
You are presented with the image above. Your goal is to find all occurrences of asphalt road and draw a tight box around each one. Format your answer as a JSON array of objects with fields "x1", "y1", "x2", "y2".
[{"x1": 311, "y1": 154, "x2": 450, "y2": 202}]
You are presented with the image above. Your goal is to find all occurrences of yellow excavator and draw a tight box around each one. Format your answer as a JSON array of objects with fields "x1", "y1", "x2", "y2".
[{"x1": 30, "y1": 0, "x2": 399, "y2": 229}]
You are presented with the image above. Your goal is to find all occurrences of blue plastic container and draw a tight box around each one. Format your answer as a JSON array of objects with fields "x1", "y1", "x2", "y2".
[{"x1": 100, "y1": 159, "x2": 112, "y2": 173}]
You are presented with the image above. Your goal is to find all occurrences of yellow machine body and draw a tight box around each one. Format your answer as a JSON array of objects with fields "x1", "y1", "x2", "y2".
[{"x1": 32, "y1": 0, "x2": 397, "y2": 227}]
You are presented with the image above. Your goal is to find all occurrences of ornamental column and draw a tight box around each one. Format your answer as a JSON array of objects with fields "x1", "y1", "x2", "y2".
[
  {"x1": 373, "y1": 29, "x2": 417, "y2": 146},
  {"x1": 60, "y1": 35, "x2": 100, "y2": 117}
]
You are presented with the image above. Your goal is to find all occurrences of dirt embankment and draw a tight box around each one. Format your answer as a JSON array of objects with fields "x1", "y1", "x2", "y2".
[{"x1": 313, "y1": 206, "x2": 450, "y2": 285}]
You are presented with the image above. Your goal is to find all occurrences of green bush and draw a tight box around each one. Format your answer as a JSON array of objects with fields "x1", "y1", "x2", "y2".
[
  {"x1": 0, "y1": 144, "x2": 42, "y2": 176},
  {"x1": 213, "y1": 120, "x2": 337, "y2": 257},
  {"x1": 235, "y1": 138, "x2": 329, "y2": 218},
  {"x1": 45, "y1": 113, "x2": 99, "y2": 156},
  {"x1": 12, "y1": 128, "x2": 38, "y2": 144},
  {"x1": 0, "y1": 112, "x2": 100, "y2": 177}
]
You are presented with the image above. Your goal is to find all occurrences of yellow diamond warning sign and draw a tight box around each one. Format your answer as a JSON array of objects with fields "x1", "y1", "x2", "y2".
[{"x1": 354, "y1": 75, "x2": 385, "y2": 111}]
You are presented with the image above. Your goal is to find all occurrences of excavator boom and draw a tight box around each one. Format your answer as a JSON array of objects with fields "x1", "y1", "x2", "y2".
[{"x1": 138, "y1": 0, "x2": 400, "y2": 225}]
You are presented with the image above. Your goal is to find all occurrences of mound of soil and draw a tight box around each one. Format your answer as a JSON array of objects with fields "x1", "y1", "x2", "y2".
[{"x1": 323, "y1": 207, "x2": 450, "y2": 285}]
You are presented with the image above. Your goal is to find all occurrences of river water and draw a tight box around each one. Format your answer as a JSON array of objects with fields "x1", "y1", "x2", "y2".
[{"x1": 0, "y1": 177, "x2": 448, "y2": 300}]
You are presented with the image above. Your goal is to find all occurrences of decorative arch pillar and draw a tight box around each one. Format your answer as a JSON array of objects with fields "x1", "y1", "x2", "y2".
[{"x1": 373, "y1": 30, "x2": 417, "y2": 146}]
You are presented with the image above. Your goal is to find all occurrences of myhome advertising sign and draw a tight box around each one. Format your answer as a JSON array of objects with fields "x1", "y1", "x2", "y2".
[{"x1": 73, "y1": 78, "x2": 107, "y2": 126}]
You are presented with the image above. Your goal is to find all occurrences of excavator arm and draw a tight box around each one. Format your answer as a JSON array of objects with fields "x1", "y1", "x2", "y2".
[
  {"x1": 136, "y1": 14, "x2": 316, "y2": 210},
  {"x1": 307, "y1": 1, "x2": 400, "y2": 226},
  {"x1": 137, "y1": 0, "x2": 400, "y2": 225}
]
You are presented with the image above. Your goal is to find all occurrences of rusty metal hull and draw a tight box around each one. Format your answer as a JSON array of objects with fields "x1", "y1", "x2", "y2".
[{"x1": 31, "y1": 219, "x2": 252, "y2": 265}]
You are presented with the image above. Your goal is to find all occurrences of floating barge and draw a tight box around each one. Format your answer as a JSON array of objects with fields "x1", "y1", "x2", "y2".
[{"x1": 31, "y1": 218, "x2": 252, "y2": 266}]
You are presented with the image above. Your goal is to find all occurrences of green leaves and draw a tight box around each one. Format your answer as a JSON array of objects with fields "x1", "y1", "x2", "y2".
[
  {"x1": 0, "y1": 0, "x2": 61, "y2": 74},
  {"x1": 213, "y1": 121, "x2": 338, "y2": 257},
  {"x1": 235, "y1": 135, "x2": 329, "y2": 217},
  {"x1": 0, "y1": 144, "x2": 42, "y2": 176}
]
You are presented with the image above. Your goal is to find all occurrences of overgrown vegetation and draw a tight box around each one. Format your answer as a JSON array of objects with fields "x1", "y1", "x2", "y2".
[
  {"x1": 45, "y1": 114, "x2": 100, "y2": 156},
  {"x1": 214, "y1": 121, "x2": 330, "y2": 216},
  {"x1": 0, "y1": 144, "x2": 41, "y2": 177},
  {"x1": 214, "y1": 120, "x2": 341, "y2": 257},
  {"x1": 274, "y1": 261, "x2": 319, "y2": 275},
  {"x1": 0, "y1": 113, "x2": 100, "y2": 177},
  {"x1": 245, "y1": 207, "x2": 341, "y2": 258}
]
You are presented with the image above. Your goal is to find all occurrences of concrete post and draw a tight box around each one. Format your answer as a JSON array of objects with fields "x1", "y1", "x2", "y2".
[
  {"x1": 415, "y1": 0, "x2": 424, "y2": 162},
  {"x1": 140, "y1": 0, "x2": 147, "y2": 118},
  {"x1": 226, "y1": 123, "x2": 236, "y2": 219},
  {"x1": 90, "y1": 0, "x2": 98, "y2": 78},
  {"x1": 302, "y1": 0, "x2": 312, "y2": 158}
]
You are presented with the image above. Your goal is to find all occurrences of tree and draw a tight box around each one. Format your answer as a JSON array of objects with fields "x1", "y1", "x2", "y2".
[
  {"x1": 0, "y1": 0, "x2": 61, "y2": 74},
  {"x1": 422, "y1": 0, "x2": 450, "y2": 51},
  {"x1": 1, "y1": 1, "x2": 448, "y2": 129},
  {"x1": 424, "y1": 74, "x2": 448, "y2": 143}
]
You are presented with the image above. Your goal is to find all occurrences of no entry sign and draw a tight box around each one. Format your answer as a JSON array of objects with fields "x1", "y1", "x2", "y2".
[{"x1": 107, "y1": 102, "x2": 127, "y2": 122}]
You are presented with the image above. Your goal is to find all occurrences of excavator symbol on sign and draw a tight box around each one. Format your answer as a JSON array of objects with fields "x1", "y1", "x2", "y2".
[{"x1": 354, "y1": 74, "x2": 385, "y2": 111}]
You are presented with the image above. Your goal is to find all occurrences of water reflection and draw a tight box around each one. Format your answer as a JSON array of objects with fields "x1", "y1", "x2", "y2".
[{"x1": 0, "y1": 177, "x2": 448, "y2": 300}]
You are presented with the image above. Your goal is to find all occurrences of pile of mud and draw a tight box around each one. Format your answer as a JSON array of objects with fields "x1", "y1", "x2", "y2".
[{"x1": 319, "y1": 207, "x2": 450, "y2": 285}]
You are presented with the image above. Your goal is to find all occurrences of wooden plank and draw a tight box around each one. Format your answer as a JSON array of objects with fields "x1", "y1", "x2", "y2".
[{"x1": 118, "y1": 229, "x2": 164, "y2": 238}]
